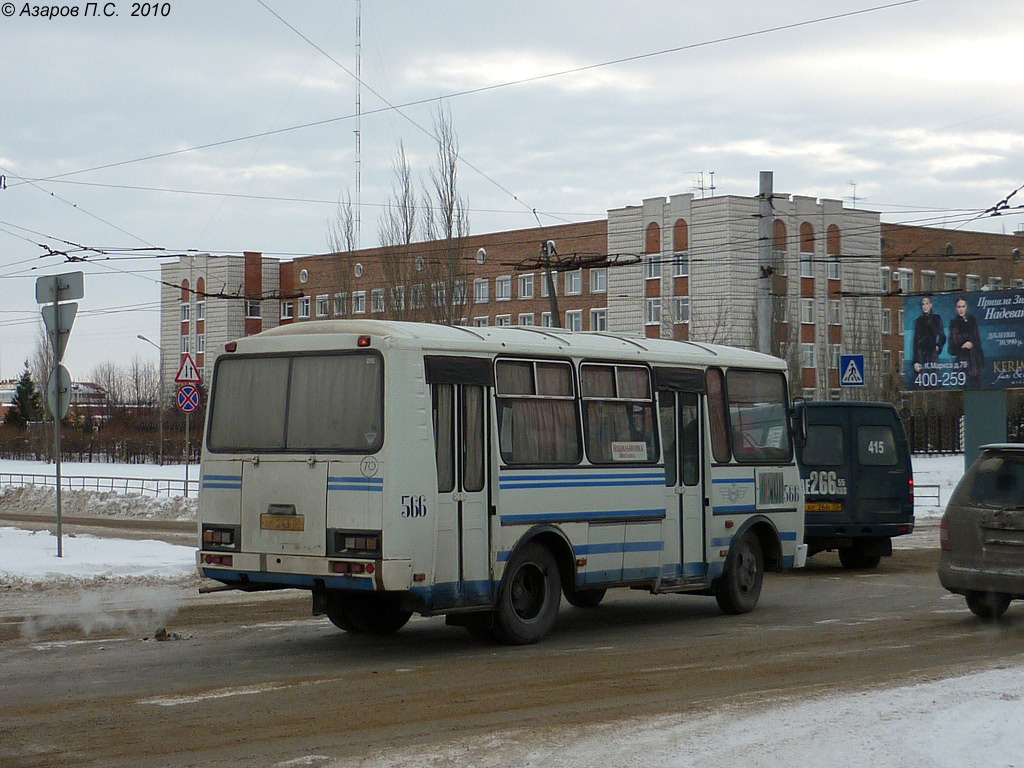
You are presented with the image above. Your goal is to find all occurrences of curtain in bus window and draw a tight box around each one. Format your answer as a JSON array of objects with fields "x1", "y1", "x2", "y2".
[
  {"x1": 495, "y1": 360, "x2": 534, "y2": 395},
  {"x1": 463, "y1": 386, "x2": 485, "y2": 492},
  {"x1": 536, "y1": 362, "x2": 572, "y2": 396},
  {"x1": 499, "y1": 399, "x2": 579, "y2": 464},
  {"x1": 705, "y1": 368, "x2": 731, "y2": 463},
  {"x1": 287, "y1": 355, "x2": 383, "y2": 451},
  {"x1": 433, "y1": 384, "x2": 455, "y2": 493},
  {"x1": 208, "y1": 357, "x2": 290, "y2": 450},
  {"x1": 659, "y1": 396, "x2": 677, "y2": 486},
  {"x1": 726, "y1": 370, "x2": 791, "y2": 463},
  {"x1": 679, "y1": 392, "x2": 700, "y2": 486}
]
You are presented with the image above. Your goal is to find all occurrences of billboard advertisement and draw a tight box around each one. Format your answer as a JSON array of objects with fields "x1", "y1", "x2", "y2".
[{"x1": 904, "y1": 289, "x2": 1024, "y2": 391}]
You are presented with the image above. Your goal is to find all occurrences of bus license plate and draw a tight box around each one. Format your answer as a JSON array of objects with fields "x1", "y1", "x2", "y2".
[
  {"x1": 805, "y1": 501, "x2": 842, "y2": 513},
  {"x1": 261, "y1": 514, "x2": 305, "y2": 532}
]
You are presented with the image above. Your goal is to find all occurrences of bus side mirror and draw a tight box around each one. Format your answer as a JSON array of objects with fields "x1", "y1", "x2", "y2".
[{"x1": 791, "y1": 399, "x2": 807, "y2": 449}]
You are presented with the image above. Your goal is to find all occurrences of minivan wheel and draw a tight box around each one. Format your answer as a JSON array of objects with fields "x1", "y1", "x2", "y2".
[
  {"x1": 965, "y1": 591, "x2": 1011, "y2": 620},
  {"x1": 838, "y1": 544, "x2": 882, "y2": 570}
]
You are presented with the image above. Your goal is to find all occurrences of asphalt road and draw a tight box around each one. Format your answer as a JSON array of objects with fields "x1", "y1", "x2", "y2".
[{"x1": 3, "y1": 536, "x2": 1023, "y2": 768}]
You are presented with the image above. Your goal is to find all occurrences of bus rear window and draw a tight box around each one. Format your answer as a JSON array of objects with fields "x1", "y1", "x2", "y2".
[
  {"x1": 803, "y1": 425, "x2": 844, "y2": 466},
  {"x1": 857, "y1": 425, "x2": 897, "y2": 466},
  {"x1": 208, "y1": 352, "x2": 383, "y2": 453}
]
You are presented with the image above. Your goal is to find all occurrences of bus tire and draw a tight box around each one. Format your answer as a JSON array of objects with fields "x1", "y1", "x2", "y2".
[
  {"x1": 327, "y1": 593, "x2": 412, "y2": 635},
  {"x1": 565, "y1": 587, "x2": 606, "y2": 608},
  {"x1": 838, "y1": 544, "x2": 882, "y2": 570},
  {"x1": 494, "y1": 542, "x2": 561, "y2": 645},
  {"x1": 715, "y1": 533, "x2": 763, "y2": 615},
  {"x1": 965, "y1": 591, "x2": 1011, "y2": 620}
]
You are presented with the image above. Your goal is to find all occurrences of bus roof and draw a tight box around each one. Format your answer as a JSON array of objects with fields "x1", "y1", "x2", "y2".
[{"x1": 242, "y1": 320, "x2": 786, "y2": 371}]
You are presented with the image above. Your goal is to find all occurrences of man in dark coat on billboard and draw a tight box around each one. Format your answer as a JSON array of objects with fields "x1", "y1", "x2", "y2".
[{"x1": 912, "y1": 295, "x2": 945, "y2": 373}]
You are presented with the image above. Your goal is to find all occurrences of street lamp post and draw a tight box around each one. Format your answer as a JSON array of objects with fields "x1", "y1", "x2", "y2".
[{"x1": 137, "y1": 334, "x2": 164, "y2": 466}]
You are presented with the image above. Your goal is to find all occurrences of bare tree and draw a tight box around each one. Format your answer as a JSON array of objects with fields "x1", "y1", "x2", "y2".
[
  {"x1": 91, "y1": 360, "x2": 127, "y2": 414},
  {"x1": 327, "y1": 189, "x2": 357, "y2": 313},
  {"x1": 422, "y1": 103, "x2": 470, "y2": 325},
  {"x1": 31, "y1": 322, "x2": 54, "y2": 417},
  {"x1": 376, "y1": 141, "x2": 421, "y2": 321}
]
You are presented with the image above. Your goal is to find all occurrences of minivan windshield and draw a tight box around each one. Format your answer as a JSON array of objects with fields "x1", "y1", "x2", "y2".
[{"x1": 207, "y1": 352, "x2": 384, "y2": 453}]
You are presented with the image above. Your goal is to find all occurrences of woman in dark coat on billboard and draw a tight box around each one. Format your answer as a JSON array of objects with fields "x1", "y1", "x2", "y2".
[{"x1": 948, "y1": 297, "x2": 984, "y2": 388}]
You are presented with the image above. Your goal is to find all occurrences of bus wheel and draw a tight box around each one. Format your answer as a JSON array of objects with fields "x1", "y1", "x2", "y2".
[
  {"x1": 965, "y1": 591, "x2": 1011, "y2": 620},
  {"x1": 565, "y1": 587, "x2": 606, "y2": 608},
  {"x1": 327, "y1": 593, "x2": 412, "y2": 634},
  {"x1": 494, "y1": 543, "x2": 561, "y2": 645},
  {"x1": 838, "y1": 544, "x2": 882, "y2": 570},
  {"x1": 715, "y1": 533, "x2": 763, "y2": 615}
]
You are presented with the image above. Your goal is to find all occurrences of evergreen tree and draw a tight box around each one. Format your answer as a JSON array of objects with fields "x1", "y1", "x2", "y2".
[{"x1": 4, "y1": 364, "x2": 43, "y2": 428}]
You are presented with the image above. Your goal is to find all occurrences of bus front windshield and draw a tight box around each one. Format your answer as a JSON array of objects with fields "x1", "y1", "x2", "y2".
[
  {"x1": 207, "y1": 352, "x2": 384, "y2": 453},
  {"x1": 726, "y1": 369, "x2": 791, "y2": 463}
]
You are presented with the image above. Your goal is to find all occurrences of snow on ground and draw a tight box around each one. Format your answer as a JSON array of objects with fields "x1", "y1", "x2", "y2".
[{"x1": 4, "y1": 454, "x2": 1023, "y2": 766}]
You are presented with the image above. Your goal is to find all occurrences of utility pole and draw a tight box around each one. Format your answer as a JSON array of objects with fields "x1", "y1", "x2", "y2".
[
  {"x1": 542, "y1": 240, "x2": 561, "y2": 327},
  {"x1": 757, "y1": 171, "x2": 773, "y2": 355}
]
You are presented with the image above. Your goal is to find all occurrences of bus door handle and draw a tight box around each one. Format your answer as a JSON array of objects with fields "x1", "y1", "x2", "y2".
[{"x1": 674, "y1": 486, "x2": 686, "y2": 495}]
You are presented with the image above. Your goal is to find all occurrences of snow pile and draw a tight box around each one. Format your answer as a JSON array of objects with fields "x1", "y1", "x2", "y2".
[{"x1": 0, "y1": 484, "x2": 195, "y2": 521}]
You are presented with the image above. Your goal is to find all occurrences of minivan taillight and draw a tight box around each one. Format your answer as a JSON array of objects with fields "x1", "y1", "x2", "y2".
[
  {"x1": 939, "y1": 514, "x2": 950, "y2": 551},
  {"x1": 909, "y1": 475, "x2": 914, "y2": 505}
]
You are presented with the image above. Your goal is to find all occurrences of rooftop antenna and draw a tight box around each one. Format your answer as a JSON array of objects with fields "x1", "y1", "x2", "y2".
[
  {"x1": 693, "y1": 171, "x2": 716, "y2": 198},
  {"x1": 849, "y1": 181, "x2": 856, "y2": 209},
  {"x1": 354, "y1": 0, "x2": 362, "y2": 249}
]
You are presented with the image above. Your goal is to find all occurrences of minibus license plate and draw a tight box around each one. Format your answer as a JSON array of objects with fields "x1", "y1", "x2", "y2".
[
  {"x1": 805, "y1": 501, "x2": 842, "y2": 513},
  {"x1": 261, "y1": 513, "x2": 304, "y2": 532}
]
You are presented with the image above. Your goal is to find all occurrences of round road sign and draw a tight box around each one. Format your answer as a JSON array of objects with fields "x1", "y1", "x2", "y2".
[{"x1": 176, "y1": 384, "x2": 201, "y2": 414}]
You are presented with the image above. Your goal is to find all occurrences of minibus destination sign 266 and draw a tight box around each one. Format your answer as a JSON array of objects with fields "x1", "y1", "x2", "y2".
[{"x1": 903, "y1": 289, "x2": 1024, "y2": 391}]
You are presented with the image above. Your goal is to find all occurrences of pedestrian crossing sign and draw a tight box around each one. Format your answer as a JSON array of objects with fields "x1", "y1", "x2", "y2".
[{"x1": 839, "y1": 354, "x2": 865, "y2": 387}]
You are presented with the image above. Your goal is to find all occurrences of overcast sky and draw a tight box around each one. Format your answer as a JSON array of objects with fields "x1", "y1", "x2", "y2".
[{"x1": 2, "y1": 0, "x2": 1022, "y2": 381}]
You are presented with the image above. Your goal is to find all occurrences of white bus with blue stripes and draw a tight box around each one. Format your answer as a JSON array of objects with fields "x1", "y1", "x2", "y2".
[{"x1": 197, "y1": 320, "x2": 807, "y2": 644}]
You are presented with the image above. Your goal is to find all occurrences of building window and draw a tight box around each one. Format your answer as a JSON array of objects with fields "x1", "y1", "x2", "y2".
[
  {"x1": 541, "y1": 312, "x2": 554, "y2": 327},
  {"x1": 412, "y1": 284, "x2": 427, "y2": 309},
  {"x1": 181, "y1": 335, "x2": 190, "y2": 354},
  {"x1": 496, "y1": 314, "x2": 512, "y2": 326},
  {"x1": 518, "y1": 313, "x2": 535, "y2": 326},
  {"x1": 827, "y1": 257, "x2": 840, "y2": 280},
  {"x1": 989, "y1": 276, "x2": 1003, "y2": 289},
  {"x1": 281, "y1": 302, "x2": 294, "y2": 320},
  {"x1": 800, "y1": 252, "x2": 814, "y2": 278},
  {"x1": 245, "y1": 300, "x2": 260, "y2": 319},
  {"x1": 197, "y1": 334, "x2": 206, "y2": 355},
  {"x1": 673, "y1": 251, "x2": 689, "y2": 278},
  {"x1": 1015, "y1": 279, "x2": 1024, "y2": 289},
  {"x1": 432, "y1": 282, "x2": 447, "y2": 307},
  {"x1": 353, "y1": 291, "x2": 366, "y2": 314},
  {"x1": 645, "y1": 255, "x2": 660, "y2": 280},
  {"x1": 882, "y1": 308, "x2": 891, "y2": 335},
  {"x1": 829, "y1": 344, "x2": 841, "y2": 369},
  {"x1": 565, "y1": 309, "x2": 582, "y2": 331},
  {"x1": 316, "y1": 295, "x2": 329, "y2": 317},
  {"x1": 881, "y1": 267, "x2": 891, "y2": 293},
  {"x1": 473, "y1": 316, "x2": 489, "y2": 327},
  {"x1": 180, "y1": 303, "x2": 190, "y2": 323},
  {"x1": 944, "y1": 273, "x2": 959, "y2": 292},
  {"x1": 453, "y1": 281, "x2": 467, "y2": 306},
  {"x1": 802, "y1": 388, "x2": 816, "y2": 401},
  {"x1": 921, "y1": 271, "x2": 937, "y2": 293},
  {"x1": 645, "y1": 298, "x2": 661, "y2": 325},
  {"x1": 800, "y1": 298, "x2": 815, "y2": 324},
  {"x1": 898, "y1": 309, "x2": 904, "y2": 335},
  {"x1": 829, "y1": 299, "x2": 841, "y2": 326},
  {"x1": 333, "y1": 293, "x2": 347, "y2": 316},
  {"x1": 541, "y1": 272, "x2": 558, "y2": 297},
  {"x1": 391, "y1": 286, "x2": 406, "y2": 311},
  {"x1": 298, "y1": 297, "x2": 311, "y2": 318},
  {"x1": 966, "y1": 274, "x2": 981, "y2": 292},
  {"x1": 590, "y1": 308, "x2": 607, "y2": 331},
  {"x1": 496, "y1": 275, "x2": 512, "y2": 301},
  {"x1": 196, "y1": 301, "x2": 206, "y2": 321},
  {"x1": 898, "y1": 268, "x2": 914, "y2": 294},
  {"x1": 590, "y1": 268, "x2": 607, "y2": 293},
  {"x1": 801, "y1": 343, "x2": 816, "y2": 369},
  {"x1": 883, "y1": 349, "x2": 892, "y2": 372},
  {"x1": 565, "y1": 270, "x2": 582, "y2": 295},
  {"x1": 518, "y1": 274, "x2": 535, "y2": 299},
  {"x1": 474, "y1": 278, "x2": 489, "y2": 304},
  {"x1": 371, "y1": 289, "x2": 385, "y2": 313},
  {"x1": 672, "y1": 297, "x2": 690, "y2": 324}
]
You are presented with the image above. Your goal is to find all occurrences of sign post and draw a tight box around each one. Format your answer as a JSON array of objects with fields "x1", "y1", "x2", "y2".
[
  {"x1": 175, "y1": 355, "x2": 202, "y2": 497},
  {"x1": 35, "y1": 271, "x2": 84, "y2": 557}
]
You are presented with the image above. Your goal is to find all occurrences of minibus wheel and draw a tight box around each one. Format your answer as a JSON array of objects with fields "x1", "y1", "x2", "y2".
[
  {"x1": 714, "y1": 533, "x2": 763, "y2": 615},
  {"x1": 494, "y1": 542, "x2": 561, "y2": 644}
]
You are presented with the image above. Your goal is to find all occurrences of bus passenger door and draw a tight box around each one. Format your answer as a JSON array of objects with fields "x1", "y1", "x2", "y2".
[
  {"x1": 659, "y1": 388, "x2": 704, "y2": 580},
  {"x1": 432, "y1": 381, "x2": 492, "y2": 603}
]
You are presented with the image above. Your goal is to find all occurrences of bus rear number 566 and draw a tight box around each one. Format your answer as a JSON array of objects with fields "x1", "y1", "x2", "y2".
[{"x1": 401, "y1": 495, "x2": 427, "y2": 518}]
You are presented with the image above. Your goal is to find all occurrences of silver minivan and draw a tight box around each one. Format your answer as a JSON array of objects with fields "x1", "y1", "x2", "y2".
[{"x1": 939, "y1": 444, "x2": 1024, "y2": 619}]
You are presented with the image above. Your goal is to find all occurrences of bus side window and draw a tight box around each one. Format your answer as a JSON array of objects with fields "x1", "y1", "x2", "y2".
[
  {"x1": 706, "y1": 368, "x2": 731, "y2": 464},
  {"x1": 679, "y1": 392, "x2": 700, "y2": 486},
  {"x1": 463, "y1": 385, "x2": 485, "y2": 492},
  {"x1": 433, "y1": 384, "x2": 455, "y2": 493},
  {"x1": 659, "y1": 394, "x2": 676, "y2": 486}
]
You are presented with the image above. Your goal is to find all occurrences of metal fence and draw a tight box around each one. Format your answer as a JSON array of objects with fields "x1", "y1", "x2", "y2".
[
  {"x1": 0, "y1": 473, "x2": 198, "y2": 498},
  {"x1": 915, "y1": 483, "x2": 942, "y2": 507}
]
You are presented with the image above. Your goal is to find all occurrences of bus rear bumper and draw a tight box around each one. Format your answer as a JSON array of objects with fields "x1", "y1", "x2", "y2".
[{"x1": 196, "y1": 550, "x2": 414, "y2": 591}]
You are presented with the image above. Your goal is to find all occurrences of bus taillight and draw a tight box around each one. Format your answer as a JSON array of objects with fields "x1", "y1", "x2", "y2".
[{"x1": 204, "y1": 554, "x2": 233, "y2": 566}]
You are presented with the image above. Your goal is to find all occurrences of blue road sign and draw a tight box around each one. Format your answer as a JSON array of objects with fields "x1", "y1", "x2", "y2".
[
  {"x1": 177, "y1": 384, "x2": 201, "y2": 413},
  {"x1": 840, "y1": 354, "x2": 866, "y2": 387}
]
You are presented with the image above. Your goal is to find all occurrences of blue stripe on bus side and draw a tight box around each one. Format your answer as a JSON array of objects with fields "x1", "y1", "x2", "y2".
[
  {"x1": 711, "y1": 531, "x2": 799, "y2": 548},
  {"x1": 327, "y1": 476, "x2": 383, "y2": 493},
  {"x1": 499, "y1": 472, "x2": 663, "y2": 490},
  {"x1": 712, "y1": 504, "x2": 757, "y2": 514},
  {"x1": 500, "y1": 508, "x2": 666, "y2": 525},
  {"x1": 710, "y1": 477, "x2": 755, "y2": 484},
  {"x1": 497, "y1": 539, "x2": 664, "y2": 561},
  {"x1": 201, "y1": 474, "x2": 241, "y2": 489}
]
